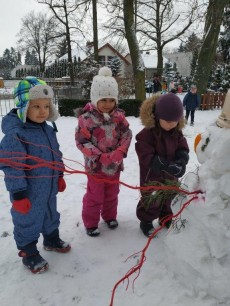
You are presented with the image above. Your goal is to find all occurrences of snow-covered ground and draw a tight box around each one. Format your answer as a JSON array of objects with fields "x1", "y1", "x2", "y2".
[{"x1": 0, "y1": 94, "x2": 229, "y2": 306}]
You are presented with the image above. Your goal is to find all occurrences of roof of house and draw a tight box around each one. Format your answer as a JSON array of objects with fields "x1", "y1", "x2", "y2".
[
  {"x1": 141, "y1": 51, "x2": 168, "y2": 68},
  {"x1": 58, "y1": 43, "x2": 131, "y2": 66}
]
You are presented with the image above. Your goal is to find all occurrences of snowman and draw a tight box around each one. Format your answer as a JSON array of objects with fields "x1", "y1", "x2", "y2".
[
  {"x1": 183, "y1": 89, "x2": 230, "y2": 255},
  {"x1": 193, "y1": 89, "x2": 230, "y2": 202},
  {"x1": 164, "y1": 92, "x2": 230, "y2": 303}
]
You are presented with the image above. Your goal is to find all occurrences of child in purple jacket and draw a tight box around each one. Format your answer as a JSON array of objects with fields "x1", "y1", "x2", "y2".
[
  {"x1": 135, "y1": 93, "x2": 189, "y2": 237},
  {"x1": 75, "y1": 67, "x2": 132, "y2": 237}
]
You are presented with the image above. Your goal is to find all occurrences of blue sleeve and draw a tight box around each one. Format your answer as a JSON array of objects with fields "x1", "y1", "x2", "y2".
[
  {"x1": 183, "y1": 94, "x2": 188, "y2": 107},
  {"x1": 196, "y1": 94, "x2": 201, "y2": 108},
  {"x1": 0, "y1": 134, "x2": 28, "y2": 193}
]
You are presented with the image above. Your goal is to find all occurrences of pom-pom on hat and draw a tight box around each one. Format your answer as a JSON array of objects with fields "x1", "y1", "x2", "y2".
[
  {"x1": 90, "y1": 67, "x2": 118, "y2": 106},
  {"x1": 14, "y1": 76, "x2": 59, "y2": 123},
  {"x1": 155, "y1": 93, "x2": 183, "y2": 122}
]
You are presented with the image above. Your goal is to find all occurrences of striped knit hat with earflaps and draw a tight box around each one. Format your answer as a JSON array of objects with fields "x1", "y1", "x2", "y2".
[{"x1": 14, "y1": 76, "x2": 59, "y2": 123}]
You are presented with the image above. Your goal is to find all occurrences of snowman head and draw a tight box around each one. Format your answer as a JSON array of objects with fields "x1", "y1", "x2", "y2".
[{"x1": 194, "y1": 132, "x2": 211, "y2": 164}]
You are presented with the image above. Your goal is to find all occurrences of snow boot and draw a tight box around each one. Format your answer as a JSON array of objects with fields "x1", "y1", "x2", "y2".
[
  {"x1": 18, "y1": 242, "x2": 49, "y2": 274},
  {"x1": 140, "y1": 221, "x2": 155, "y2": 237},
  {"x1": 86, "y1": 227, "x2": 100, "y2": 237},
  {"x1": 43, "y1": 229, "x2": 71, "y2": 253},
  {"x1": 159, "y1": 218, "x2": 172, "y2": 229},
  {"x1": 106, "y1": 219, "x2": 118, "y2": 229}
]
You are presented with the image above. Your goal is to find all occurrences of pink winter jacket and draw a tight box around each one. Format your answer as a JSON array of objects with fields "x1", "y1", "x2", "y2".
[{"x1": 75, "y1": 103, "x2": 132, "y2": 176}]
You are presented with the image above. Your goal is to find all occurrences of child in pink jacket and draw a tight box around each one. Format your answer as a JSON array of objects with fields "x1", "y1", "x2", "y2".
[{"x1": 75, "y1": 67, "x2": 132, "y2": 237}]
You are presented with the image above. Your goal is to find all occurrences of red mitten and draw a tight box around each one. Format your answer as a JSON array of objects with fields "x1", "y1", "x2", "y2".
[
  {"x1": 13, "y1": 198, "x2": 31, "y2": 214},
  {"x1": 99, "y1": 153, "x2": 112, "y2": 166},
  {"x1": 110, "y1": 150, "x2": 124, "y2": 164},
  {"x1": 58, "y1": 177, "x2": 66, "y2": 192}
]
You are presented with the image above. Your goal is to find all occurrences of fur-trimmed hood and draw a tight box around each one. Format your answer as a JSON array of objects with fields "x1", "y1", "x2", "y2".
[{"x1": 139, "y1": 95, "x2": 185, "y2": 130}]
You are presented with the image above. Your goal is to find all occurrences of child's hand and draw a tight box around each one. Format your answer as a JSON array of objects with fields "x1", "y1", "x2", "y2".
[
  {"x1": 13, "y1": 198, "x2": 31, "y2": 214},
  {"x1": 151, "y1": 155, "x2": 168, "y2": 172},
  {"x1": 110, "y1": 150, "x2": 124, "y2": 164},
  {"x1": 100, "y1": 153, "x2": 112, "y2": 166},
  {"x1": 167, "y1": 162, "x2": 185, "y2": 178},
  {"x1": 58, "y1": 177, "x2": 66, "y2": 192}
]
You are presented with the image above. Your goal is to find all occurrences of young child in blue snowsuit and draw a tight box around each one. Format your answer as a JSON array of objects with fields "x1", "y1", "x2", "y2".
[{"x1": 0, "y1": 77, "x2": 71, "y2": 274}]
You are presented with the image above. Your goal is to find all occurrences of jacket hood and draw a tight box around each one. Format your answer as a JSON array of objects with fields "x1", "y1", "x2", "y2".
[
  {"x1": 1, "y1": 109, "x2": 24, "y2": 135},
  {"x1": 139, "y1": 95, "x2": 185, "y2": 129},
  {"x1": 1, "y1": 109, "x2": 42, "y2": 135}
]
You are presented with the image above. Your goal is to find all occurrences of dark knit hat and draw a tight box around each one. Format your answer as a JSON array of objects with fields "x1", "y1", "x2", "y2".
[{"x1": 155, "y1": 93, "x2": 183, "y2": 121}]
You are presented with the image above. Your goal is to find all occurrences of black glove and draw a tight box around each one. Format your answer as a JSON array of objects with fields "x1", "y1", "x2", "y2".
[
  {"x1": 167, "y1": 161, "x2": 186, "y2": 178},
  {"x1": 175, "y1": 150, "x2": 189, "y2": 166},
  {"x1": 151, "y1": 155, "x2": 168, "y2": 172}
]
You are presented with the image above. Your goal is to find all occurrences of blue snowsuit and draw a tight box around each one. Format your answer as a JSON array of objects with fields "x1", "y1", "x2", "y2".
[
  {"x1": 183, "y1": 91, "x2": 201, "y2": 124},
  {"x1": 0, "y1": 109, "x2": 64, "y2": 248}
]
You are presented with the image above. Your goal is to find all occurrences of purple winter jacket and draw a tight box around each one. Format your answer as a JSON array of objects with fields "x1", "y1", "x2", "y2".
[{"x1": 135, "y1": 96, "x2": 189, "y2": 186}]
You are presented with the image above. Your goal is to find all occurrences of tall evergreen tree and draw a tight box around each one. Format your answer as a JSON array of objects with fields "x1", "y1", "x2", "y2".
[{"x1": 108, "y1": 57, "x2": 121, "y2": 77}]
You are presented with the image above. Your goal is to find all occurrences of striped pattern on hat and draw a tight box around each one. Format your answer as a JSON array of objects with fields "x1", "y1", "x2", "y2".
[{"x1": 14, "y1": 77, "x2": 58, "y2": 122}]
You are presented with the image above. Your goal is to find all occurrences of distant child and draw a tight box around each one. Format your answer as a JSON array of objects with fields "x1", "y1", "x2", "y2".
[
  {"x1": 0, "y1": 77, "x2": 71, "y2": 274},
  {"x1": 161, "y1": 79, "x2": 168, "y2": 94},
  {"x1": 183, "y1": 84, "x2": 201, "y2": 126},
  {"x1": 135, "y1": 93, "x2": 189, "y2": 237},
  {"x1": 152, "y1": 75, "x2": 161, "y2": 94},
  {"x1": 75, "y1": 67, "x2": 132, "y2": 237}
]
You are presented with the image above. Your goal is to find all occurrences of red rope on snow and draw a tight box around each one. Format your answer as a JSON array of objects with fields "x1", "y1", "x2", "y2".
[
  {"x1": 0, "y1": 152, "x2": 200, "y2": 195},
  {"x1": 0, "y1": 140, "x2": 204, "y2": 305},
  {"x1": 109, "y1": 195, "x2": 201, "y2": 306}
]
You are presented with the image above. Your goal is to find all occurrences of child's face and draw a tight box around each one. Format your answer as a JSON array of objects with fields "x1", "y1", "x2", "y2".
[
  {"x1": 97, "y1": 98, "x2": 116, "y2": 113},
  {"x1": 159, "y1": 119, "x2": 178, "y2": 131},
  {"x1": 27, "y1": 98, "x2": 50, "y2": 123}
]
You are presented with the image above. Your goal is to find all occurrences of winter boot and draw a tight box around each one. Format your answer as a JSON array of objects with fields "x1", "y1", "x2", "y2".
[
  {"x1": 105, "y1": 219, "x2": 118, "y2": 229},
  {"x1": 18, "y1": 242, "x2": 49, "y2": 274},
  {"x1": 43, "y1": 229, "x2": 71, "y2": 253},
  {"x1": 86, "y1": 227, "x2": 100, "y2": 237},
  {"x1": 140, "y1": 221, "x2": 155, "y2": 237},
  {"x1": 159, "y1": 218, "x2": 172, "y2": 229}
]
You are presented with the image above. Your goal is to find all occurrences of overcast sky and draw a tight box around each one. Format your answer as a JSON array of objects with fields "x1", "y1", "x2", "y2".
[{"x1": 0, "y1": 0, "x2": 45, "y2": 55}]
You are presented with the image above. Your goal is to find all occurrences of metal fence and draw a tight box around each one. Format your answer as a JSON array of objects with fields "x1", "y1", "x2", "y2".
[
  {"x1": 0, "y1": 93, "x2": 15, "y2": 116},
  {"x1": 0, "y1": 92, "x2": 59, "y2": 117}
]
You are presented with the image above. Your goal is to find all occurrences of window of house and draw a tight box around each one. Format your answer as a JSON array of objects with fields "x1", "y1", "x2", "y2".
[{"x1": 99, "y1": 56, "x2": 106, "y2": 66}]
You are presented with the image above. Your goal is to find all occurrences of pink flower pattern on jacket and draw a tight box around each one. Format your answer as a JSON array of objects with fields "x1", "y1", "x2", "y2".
[{"x1": 75, "y1": 103, "x2": 132, "y2": 176}]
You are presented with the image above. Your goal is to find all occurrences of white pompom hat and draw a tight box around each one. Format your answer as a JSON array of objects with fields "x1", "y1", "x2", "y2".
[{"x1": 90, "y1": 67, "x2": 118, "y2": 106}]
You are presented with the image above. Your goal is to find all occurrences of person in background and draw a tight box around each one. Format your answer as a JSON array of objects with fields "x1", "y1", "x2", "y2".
[
  {"x1": 183, "y1": 84, "x2": 201, "y2": 126},
  {"x1": 161, "y1": 79, "x2": 168, "y2": 94},
  {"x1": 135, "y1": 93, "x2": 189, "y2": 237},
  {"x1": 75, "y1": 67, "x2": 132, "y2": 237},
  {"x1": 170, "y1": 88, "x2": 177, "y2": 94},
  {"x1": 152, "y1": 75, "x2": 161, "y2": 94},
  {"x1": 0, "y1": 77, "x2": 71, "y2": 274}
]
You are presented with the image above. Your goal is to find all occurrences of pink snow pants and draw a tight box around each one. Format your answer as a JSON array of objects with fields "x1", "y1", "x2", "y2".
[{"x1": 82, "y1": 172, "x2": 120, "y2": 228}]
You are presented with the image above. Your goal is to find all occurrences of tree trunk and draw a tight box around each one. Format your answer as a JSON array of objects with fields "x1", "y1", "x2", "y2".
[
  {"x1": 156, "y1": 46, "x2": 164, "y2": 77},
  {"x1": 64, "y1": 1, "x2": 74, "y2": 86},
  {"x1": 92, "y1": 0, "x2": 99, "y2": 63},
  {"x1": 193, "y1": 0, "x2": 228, "y2": 94},
  {"x1": 123, "y1": 0, "x2": 145, "y2": 101}
]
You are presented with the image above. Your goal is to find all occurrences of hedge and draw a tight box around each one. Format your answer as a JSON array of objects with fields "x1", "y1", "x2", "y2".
[{"x1": 58, "y1": 98, "x2": 143, "y2": 117}]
